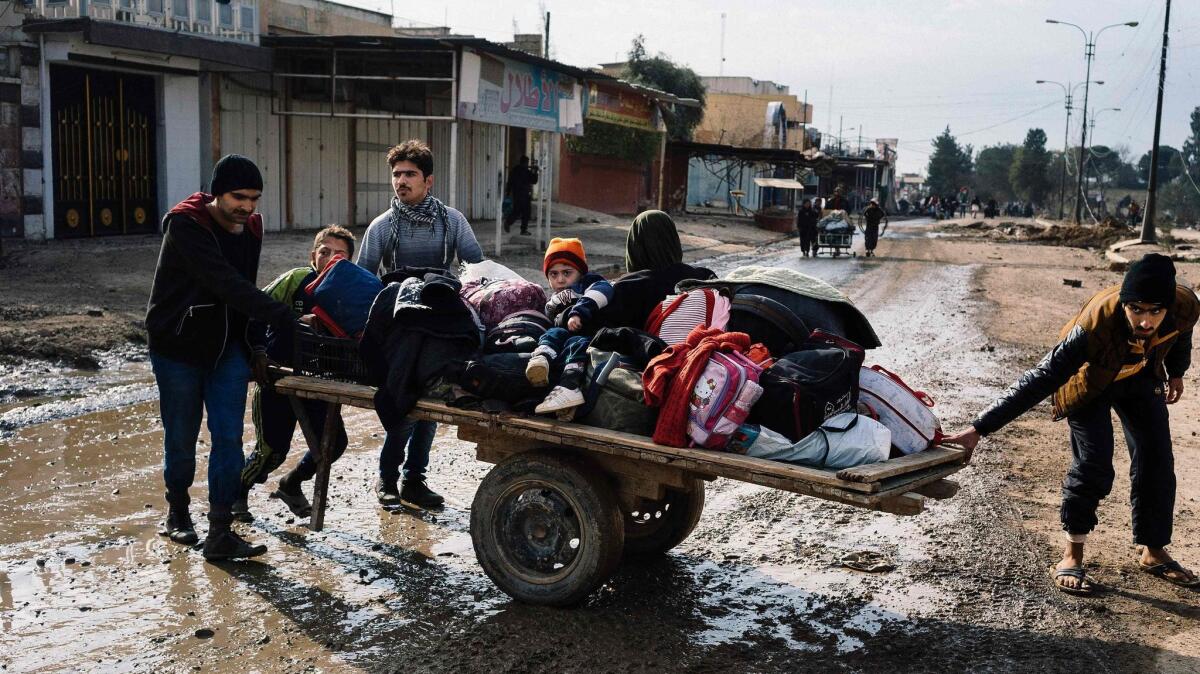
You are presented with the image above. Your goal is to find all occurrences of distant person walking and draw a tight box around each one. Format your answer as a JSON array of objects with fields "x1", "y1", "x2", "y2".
[
  {"x1": 503, "y1": 155, "x2": 539, "y2": 236},
  {"x1": 862, "y1": 199, "x2": 888, "y2": 257},
  {"x1": 796, "y1": 197, "x2": 819, "y2": 257},
  {"x1": 970, "y1": 196, "x2": 982, "y2": 219}
]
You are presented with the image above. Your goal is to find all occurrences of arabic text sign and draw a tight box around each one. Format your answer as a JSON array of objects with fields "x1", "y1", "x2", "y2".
[{"x1": 458, "y1": 49, "x2": 583, "y2": 135}]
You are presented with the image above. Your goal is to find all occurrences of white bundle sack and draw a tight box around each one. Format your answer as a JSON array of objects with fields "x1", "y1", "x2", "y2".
[
  {"x1": 459, "y1": 259, "x2": 524, "y2": 284},
  {"x1": 738, "y1": 413, "x2": 890, "y2": 469}
]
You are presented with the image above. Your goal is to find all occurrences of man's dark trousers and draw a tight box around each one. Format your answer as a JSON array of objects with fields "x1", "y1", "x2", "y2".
[
  {"x1": 242, "y1": 384, "x2": 347, "y2": 488},
  {"x1": 505, "y1": 193, "x2": 532, "y2": 232},
  {"x1": 1063, "y1": 369, "x2": 1174, "y2": 547}
]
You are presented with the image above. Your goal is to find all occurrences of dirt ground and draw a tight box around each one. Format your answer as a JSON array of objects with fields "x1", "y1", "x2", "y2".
[{"x1": 1, "y1": 217, "x2": 1199, "y2": 672}]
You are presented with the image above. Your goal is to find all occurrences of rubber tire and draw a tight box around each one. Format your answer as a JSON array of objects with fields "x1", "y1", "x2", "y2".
[
  {"x1": 470, "y1": 451, "x2": 624, "y2": 607},
  {"x1": 621, "y1": 479, "x2": 705, "y2": 558}
]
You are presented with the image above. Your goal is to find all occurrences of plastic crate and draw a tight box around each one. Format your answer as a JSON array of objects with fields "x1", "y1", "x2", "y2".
[{"x1": 293, "y1": 329, "x2": 371, "y2": 384}]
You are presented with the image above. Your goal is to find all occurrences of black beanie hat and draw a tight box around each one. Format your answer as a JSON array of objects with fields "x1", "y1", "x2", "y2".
[
  {"x1": 1120, "y1": 253, "x2": 1176, "y2": 306},
  {"x1": 210, "y1": 154, "x2": 263, "y2": 196}
]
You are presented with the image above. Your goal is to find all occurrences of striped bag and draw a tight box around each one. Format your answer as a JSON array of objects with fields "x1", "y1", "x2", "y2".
[{"x1": 645, "y1": 289, "x2": 731, "y2": 345}]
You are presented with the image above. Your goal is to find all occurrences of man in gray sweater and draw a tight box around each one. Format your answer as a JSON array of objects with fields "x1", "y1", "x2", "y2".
[{"x1": 356, "y1": 139, "x2": 483, "y2": 509}]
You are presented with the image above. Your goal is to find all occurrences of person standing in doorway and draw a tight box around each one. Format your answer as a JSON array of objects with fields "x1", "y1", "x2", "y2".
[
  {"x1": 357, "y1": 139, "x2": 484, "y2": 510},
  {"x1": 503, "y1": 155, "x2": 539, "y2": 236},
  {"x1": 145, "y1": 154, "x2": 299, "y2": 561}
]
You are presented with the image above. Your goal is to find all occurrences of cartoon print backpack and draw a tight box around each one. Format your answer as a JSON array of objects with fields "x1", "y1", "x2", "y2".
[
  {"x1": 687, "y1": 350, "x2": 764, "y2": 450},
  {"x1": 645, "y1": 288, "x2": 731, "y2": 345}
]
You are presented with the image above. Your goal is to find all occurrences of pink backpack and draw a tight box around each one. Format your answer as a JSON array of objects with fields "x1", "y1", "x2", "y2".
[
  {"x1": 645, "y1": 289, "x2": 731, "y2": 345},
  {"x1": 686, "y1": 351, "x2": 764, "y2": 450},
  {"x1": 460, "y1": 278, "x2": 547, "y2": 331}
]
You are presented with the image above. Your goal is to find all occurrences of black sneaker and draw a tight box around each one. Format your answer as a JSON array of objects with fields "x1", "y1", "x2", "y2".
[
  {"x1": 158, "y1": 507, "x2": 198, "y2": 546},
  {"x1": 232, "y1": 497, "x2": 254, "y2": 523},
  {"x1": 376, "y1": 478, "x2": 402, "y2": 506},
  {"x1": 400, "y1": 478, "x2": 445, "y2": 510},
  {"x1": 202, "y1": 529, "x2": 268, "y2": 561}
]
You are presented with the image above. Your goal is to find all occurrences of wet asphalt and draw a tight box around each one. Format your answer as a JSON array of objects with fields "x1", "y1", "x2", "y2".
[{"x1": 2, "y1": 220, "x2": 1193, "y2": 673}]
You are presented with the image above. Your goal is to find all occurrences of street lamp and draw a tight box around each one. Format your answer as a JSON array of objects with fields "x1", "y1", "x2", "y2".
[
  {"x1": 1046, "y1": 18, "x2": 1138, "y2": 223},
  {"x1": 1037, "y1": 79, "x2": 1102, "y2": 220}
]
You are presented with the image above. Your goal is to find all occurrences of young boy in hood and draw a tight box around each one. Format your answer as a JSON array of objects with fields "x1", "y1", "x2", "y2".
[
  {"x1": 526, "y1": 237, "x2": 613, "y2": 417},
  {"x1": 946, "y1": 254, "x2": 1199, "y2": 595}
]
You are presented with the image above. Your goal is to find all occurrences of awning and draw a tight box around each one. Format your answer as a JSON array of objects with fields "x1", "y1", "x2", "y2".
[{"x1": 753, "y1": 178, "x2": 807, "y2": 190}]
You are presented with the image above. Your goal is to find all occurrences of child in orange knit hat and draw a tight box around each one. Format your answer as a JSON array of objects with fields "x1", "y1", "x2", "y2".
[{"x1": 527, "y1": 237, "x2": 614, "y2": 417}]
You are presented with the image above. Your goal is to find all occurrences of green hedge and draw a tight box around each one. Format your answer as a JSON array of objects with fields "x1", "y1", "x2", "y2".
[{"x1": 567, "y1": 119, "x2": 662, "y2": 164}]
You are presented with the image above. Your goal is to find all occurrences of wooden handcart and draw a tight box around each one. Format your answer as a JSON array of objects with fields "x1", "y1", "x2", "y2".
[{"x1": 273, "y1": 374, "x2": 968, "y2": 607}]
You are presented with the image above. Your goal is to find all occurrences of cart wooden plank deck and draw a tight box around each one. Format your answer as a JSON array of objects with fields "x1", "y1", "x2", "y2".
[{"x1": 273, "y1": 373, "x2": 969, "y2": 606}]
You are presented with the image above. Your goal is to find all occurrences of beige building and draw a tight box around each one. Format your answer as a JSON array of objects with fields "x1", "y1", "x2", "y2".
[
  {"x1": 694, "y1": 92, "x2": 814, "y2": 150},
  {"x1": 265, "y1": 0, "x2": 392, "y2": 36}
]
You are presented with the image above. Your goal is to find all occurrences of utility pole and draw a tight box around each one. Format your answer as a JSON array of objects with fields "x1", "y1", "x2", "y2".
[
  {"x1": 1142, "y1": 0, "x2": 1172, "y2": 243},
  {"x1": 1061, "y1": 90, "x2": 1072, "y2": 220},
  {"x1": 543, "y1": 11, "x2": 550, "y2": 58},
  {"x1": 719, "y1": 13, "x2": 726, "y2": 76},
  {"x1": 1074, "y1": 46, "x2": 1094, "y2": 224}
]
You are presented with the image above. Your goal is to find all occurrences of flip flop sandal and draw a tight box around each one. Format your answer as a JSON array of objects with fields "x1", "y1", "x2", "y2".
[
  {"x1": 1051, "y1": 566, "x2": 1096, "y2": 596},
  {"x1": 841, "y1": 551, "x2": 895, "y2": 573},
  {"x1": 1139, "y1": 560, "x2": 1200, "y2": 588}
]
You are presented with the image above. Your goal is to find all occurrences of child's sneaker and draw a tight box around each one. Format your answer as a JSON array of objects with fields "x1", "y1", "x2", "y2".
[
  {"x1": 535, "y1": 385, "x2": 584, "y2": 414},
  {"x1": 526, "y1": 354, "x2": 550, "y2": 387}
]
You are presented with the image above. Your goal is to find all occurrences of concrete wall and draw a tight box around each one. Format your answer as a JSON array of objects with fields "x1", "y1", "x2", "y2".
[
  {"x1": 160, "y1": 74, "x2": 203, "y2": 220},
  {"x1": 265, "y1": 0, "x2": 392, "y2": 36},
  {"x1": 701, "y1": 76, "x2": 789, "y2": 96}
]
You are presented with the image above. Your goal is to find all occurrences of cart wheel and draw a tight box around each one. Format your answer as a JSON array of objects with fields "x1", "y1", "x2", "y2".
[
  {"x1": 470, "y1": 451, "x2": 624, "y2": 606},
  {"x1": 622, "y1": 479, "x2": 705, "y2": 558}
]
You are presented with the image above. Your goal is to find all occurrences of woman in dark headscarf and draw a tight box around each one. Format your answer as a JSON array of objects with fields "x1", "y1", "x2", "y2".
[{"x1": 601, "y1": 210, "x2": 716, "y2": 329}]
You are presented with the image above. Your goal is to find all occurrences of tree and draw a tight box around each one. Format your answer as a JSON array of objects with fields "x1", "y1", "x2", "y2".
[
  {"x1": 973, "y1": 144, "x2": 1017, "y2": 201},
  {"x1": 624, "y1": 36, "x2": 706, "y2": 141},
  {"x1": 1009, "y1": 128, "x2": 1051, "y2": 205},
  {"x1": 925, "y1": 127, "x2": 973, "y2": 196},
  {"x1": 1159, "y1": 179, "x2": 1200, "y2": 228},
  {"x1": 1137, "y1": 146, "x2": 1183, "y2": 187},
  {"x1": 1181, "y1": 106, "x2": 1200, "y2": 179}
]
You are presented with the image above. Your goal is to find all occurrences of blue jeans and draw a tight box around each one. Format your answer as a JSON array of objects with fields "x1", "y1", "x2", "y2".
[
  {"x1": 379, "y1": 418, "x2": 435, "y2": 484},
  {"x1": 151, "y1": 348, "x2": 251, "y2": 511},
  {"x1": 537, "y1": 327, "x2": 590, "y2": 369}
]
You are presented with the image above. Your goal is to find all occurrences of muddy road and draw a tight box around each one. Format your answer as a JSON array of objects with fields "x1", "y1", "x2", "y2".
[{"x1": 2, "y1": 223, "x2": 1199, "y2": 673}]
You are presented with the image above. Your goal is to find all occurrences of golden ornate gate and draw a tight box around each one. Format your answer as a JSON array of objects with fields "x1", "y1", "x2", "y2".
[{"x1": 51, "y1": 65, "x2": 157, "y2": 237}]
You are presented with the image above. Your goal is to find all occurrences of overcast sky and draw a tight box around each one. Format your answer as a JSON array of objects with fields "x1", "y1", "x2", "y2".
[{"x1": 348, "y1": 0, "x2": 1198, "y2": 174}]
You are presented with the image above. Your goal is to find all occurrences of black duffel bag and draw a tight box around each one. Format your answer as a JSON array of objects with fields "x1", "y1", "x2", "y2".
[
  {"x1": 459, "y1": 352, "x2": 547, "y2": 407},
  {"x1": 748, "y1": 331, "x2": 865, "y2": 441}
]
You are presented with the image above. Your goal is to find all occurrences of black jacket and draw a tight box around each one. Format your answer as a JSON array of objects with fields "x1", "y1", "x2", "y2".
[
  {"x1": 796, "y1": 207, "x2": 818, "y2": 232},
  {"x1": 144, "y1": 193, "x2": 294, "y2": 368},
  {"x1": 598, "y1": 262, "x2": 716, "y2": 331},
  {"x1": 359, "y1": 270, "x2": 483, "y2": 429},
  {"x1": 973, "y1": 325, "x2": 1193, "y2": 436}
]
